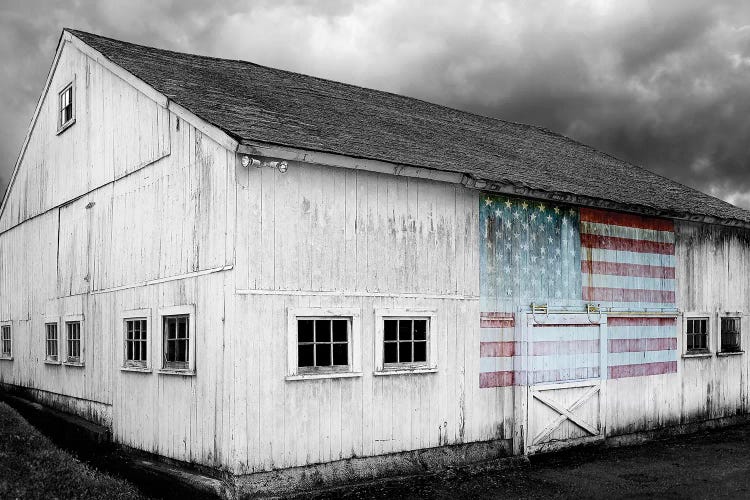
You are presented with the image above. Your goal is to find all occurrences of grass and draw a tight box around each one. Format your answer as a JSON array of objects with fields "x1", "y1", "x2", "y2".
[{"x1": 0, "y1": 401, "x2": 146, "y2": 500}]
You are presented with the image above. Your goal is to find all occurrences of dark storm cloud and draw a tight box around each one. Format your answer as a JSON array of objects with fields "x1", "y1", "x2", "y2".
[{"x1": 2, "y1": 1, "x2": 750, "y2": 208}]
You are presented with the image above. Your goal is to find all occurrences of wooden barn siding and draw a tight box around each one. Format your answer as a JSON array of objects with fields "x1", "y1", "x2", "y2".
[
  {"x1": 0, "y1": 40, "x2": 234, "y2": 468},
  {"x1": 0, "y1": 40, "x2": 170, "y2": 234},
  {"x1": 605, "y1": 220, "x2": 750, "y2": 436},
  {"x1": 231, "y1": 162, "x2": 511, "y2": 474}
]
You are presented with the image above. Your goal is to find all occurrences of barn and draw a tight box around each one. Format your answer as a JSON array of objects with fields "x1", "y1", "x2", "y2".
[{"x1": 2, "y1": 28, "x2": 750, "y2": 496}]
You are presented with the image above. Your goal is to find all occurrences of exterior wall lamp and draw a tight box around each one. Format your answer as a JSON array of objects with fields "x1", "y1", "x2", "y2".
[{"x1": 240, "y1": 155, "x2": 288, "y2": 173}]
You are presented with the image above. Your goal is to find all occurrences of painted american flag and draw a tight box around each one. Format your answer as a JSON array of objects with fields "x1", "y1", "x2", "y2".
[{"x1": 479, "y1": 195, "x2": 678, "y2": 388}]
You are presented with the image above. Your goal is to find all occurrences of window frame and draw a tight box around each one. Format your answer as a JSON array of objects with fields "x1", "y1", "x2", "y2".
[
  {"x1": 157, "y1": 305, "x2": 195, "y2": 376},
  {"x1": 57, "y1": 80, "x2": 76, "y2": 134},
  {"x1": 63, "y1": 314, "x2": 85, "y2": 367},
  {"x1": 374, "y1": 309, "x2": 438, "y2": 375},
  {"x1": 683, "y1": 313, "x2": 711, "y2": 358},
  {"x1": 44, "y1": 318, "x2": 61, "y2": 365},
  {"x1": 719, "y1": 313, "x2": 744, "y2": 356},
  {"x1": 286, "y1": 307, "x2": 362, "y2": 380},
  {"x1": 121, "y1": 308, "x2": 152, "y2": 372},
  {"x1": 0, "y1": 321, "x2": 12, "y2": 360}
]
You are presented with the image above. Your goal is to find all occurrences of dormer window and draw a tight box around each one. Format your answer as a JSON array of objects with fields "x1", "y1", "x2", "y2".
[{"x1": 57, "y1": 82, "x2": 75, "y2": 133}]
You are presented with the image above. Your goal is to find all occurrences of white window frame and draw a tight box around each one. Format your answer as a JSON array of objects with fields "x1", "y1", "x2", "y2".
[
  {"x1": 0, "y1": 321, "x2": 12, "y2": 360},
  {"x1": 158, "y1": 305, "x2": 196, "y2": 376},
  {"x1": 374, "y1": 308, "x2": 438, "y2": 375},
  {"x1": 44, "y1": 316, "x2": 61, "y2": 365},
  {"x1": 682, "y1": 313, "x2": 712, "y2": 358},
  {"x1": 287, "y1": 307, "x2": 362, "y2": 380},
  {"x1": 57, "y1": 79, "x2": 76, "y2": 134},
  {"x1": 63, "y1": 314, "x2": 85, "y2": 367},
  {"x1": 121, "y1": 308, "x2": 152, "y2": 372},
  {"x1": 718, "y1": 312, "x2": 744, "y2": 356}
]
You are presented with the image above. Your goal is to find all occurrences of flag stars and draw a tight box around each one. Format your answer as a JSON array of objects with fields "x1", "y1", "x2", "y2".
[
  {"x1": 513, "y1": 211, "x2": 520, "y2": 219},
  {"x1": 505, "y1": 200, "x2": 513, "y2": 209},
  {"x1": 530, "y1": 213, "x2": 538, "y2": 221},
  {"x1": 485, "y1": 197, "x2": 493, "y2": 206},
  {"x1": 504, "y1": 220, "x2": 512, "y2": 229},
  {"x1": 539, "y1": 203, "x2": 546, "y2": 212},
  {"x1": 521, "y1": 201, "x2": 528, "y2": 210},
  {"x1": 569, "y1": 208, "x2": 576, "y2": 216},
  {"x1": 562, "y1": 216, "x2": 568, "y2": 225},
  {"x1": 548, "y1": 237, "x2": 554, "y2": 244},
  {"x1": 495, "y1": 209, "x2": 502, "y2": 218},
  {"x1": 554, "y1": 207, "x2": 560, "y2": 214}
]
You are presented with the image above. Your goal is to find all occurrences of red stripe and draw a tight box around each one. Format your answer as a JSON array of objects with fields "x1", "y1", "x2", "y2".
[
  {"x1": 480, "y1": 319, "x2": 514, "y2": 328},
  {"x1": 608, "y1": 317, "x2": 676, "y2": 326},
  {"x1": 580, "y1": 208, "x2": 674, "y2": 232},
  {"x1": 480, "y1": 342, "x2": 515, "y2": 357},
  {"x1": 583, "y1": 287, "x2": 675, "y2": 303},
  {"x1": 608, "y1": 338, "x2": 677, "y2": 353},
  {"x1": 580, "y1": 233, "x2": 675, "y2": 255},
  {"x1": 530, "y1": 340, "x2": 599, "y2": 356},
  {"x1": 480, "y1": 312, "x2": 514, "y2": 319},
  {"x1": 581, "y1": 260, "x2": 675, "y2": 279},
  {"x1": 608, "y1": 361, "x2": 677, "y2": 379},
  {"x1": 479, "y1": 371, "x2": 514, "y2": 388}
]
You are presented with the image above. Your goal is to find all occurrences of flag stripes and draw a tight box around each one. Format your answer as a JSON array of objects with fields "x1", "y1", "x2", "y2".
[{"x1": 607, "y1": 316, "x2": 678, "y2": 379}]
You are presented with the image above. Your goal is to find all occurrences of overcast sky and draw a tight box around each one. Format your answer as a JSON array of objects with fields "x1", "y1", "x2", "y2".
[{"x1": 1, "y1": 0, "x2": 750, "y2": 208}]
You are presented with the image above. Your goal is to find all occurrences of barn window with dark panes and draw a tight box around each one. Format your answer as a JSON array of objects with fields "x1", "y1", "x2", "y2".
[
  {"x1": 383, "y1": 318, "x2": 428, "y2": 365},
  {"x1": 58, "y1": 83, "x2": 74, "y2": 132},
  {"x1": 721, "y1": 317, "x2": 741, "y2": 353},
  {"x1": 0, "y1": 325, "x2": 11, "y2": 359},
  {"x1": 66, "y1": 321, "x2": 81, "y2": 363},
  {"x1": 124, "y1": 318, "x2": 148, "y2": 368},
  {"x1": 45, "y1": 323, "x2": 59, "y2": 362},
  {"x1": 686, "y1": 317, "x2": 709, "y2": 352},
  {"x1": 163, "y1": 315, "x2": 189, "y2": 370},
  {"x1": 297, "y1": 318, "x2": 349, "y2": 371}
]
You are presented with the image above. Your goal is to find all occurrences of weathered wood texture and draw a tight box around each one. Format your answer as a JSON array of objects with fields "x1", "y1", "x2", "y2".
[
  {"x1": 605, "y1": 220, "x2": 750, "y2": 436},
  {"x1": 231, "y1": 164, "x2": 509, "y2": 474},
  {"x1": 0, "y1": 41, "x2": 233, "y2": 468}
]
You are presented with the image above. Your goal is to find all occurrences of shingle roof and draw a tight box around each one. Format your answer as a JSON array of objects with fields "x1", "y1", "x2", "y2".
[{"x1": 66, "y1": 29, "x2": 750, "y2": 226}]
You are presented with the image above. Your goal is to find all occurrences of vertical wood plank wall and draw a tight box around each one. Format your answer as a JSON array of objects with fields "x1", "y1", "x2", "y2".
[
  {"x1": 231, "y1": 162, "x2": 513, "y2": 474},
  {"x1": 0, "y1": 42, "x2": 233, "y2": 468}
]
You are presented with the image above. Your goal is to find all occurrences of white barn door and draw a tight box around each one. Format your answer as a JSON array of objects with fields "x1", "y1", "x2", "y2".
[{"x1": 520, "y1": 312, "x2": 608, "y2": 454}]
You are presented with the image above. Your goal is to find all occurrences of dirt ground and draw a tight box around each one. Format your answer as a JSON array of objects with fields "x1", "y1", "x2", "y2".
[{"x1": 301, "y1": 424, "x2": 750, "y2": 499}]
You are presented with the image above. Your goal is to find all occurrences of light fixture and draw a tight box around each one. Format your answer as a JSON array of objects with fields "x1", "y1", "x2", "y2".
[{"x1": 240, "y1": 155, "x2": 289, "y2": 173}]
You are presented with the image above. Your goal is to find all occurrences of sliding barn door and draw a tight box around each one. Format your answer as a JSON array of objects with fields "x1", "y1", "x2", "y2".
[{"x1": 521, "y1": 312, "x2": 607, "y2": 454}]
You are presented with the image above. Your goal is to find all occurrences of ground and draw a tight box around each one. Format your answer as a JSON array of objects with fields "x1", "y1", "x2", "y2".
[
  {"x1": 301, "y1": 426, "x2": 750, "y2": 499},
  {"x1": 0, "y1": 401, "x2": 145, "y2": 500}
]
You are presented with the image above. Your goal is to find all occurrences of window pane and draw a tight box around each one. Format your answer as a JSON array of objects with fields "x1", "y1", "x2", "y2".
[
  {"x1": 413, "y1": 341, "x2": 427, "y2": 362},
  {"x1": 332, "y1": 320, "x2": 347, "y2": 342},
  {"x1": 398, "y1": 320, "x2": 412, "y2": 340},
  {"x1": 700, "y1": 320, "x2": 707, "y2": 334},
  {"x1": 298, "y1": 344, "x2": 314, "y2": 367},
  {"x1": 127, "y1": 342, "x2": 133, "y2": 360},
  {"x1": 298, "y1": 319, "x2": 314, "y2": 343},
  {"x1": 332, "y1": 343, "x2": 348, "y2": 365},
  {"x1": 167, "y1": 339, "x2": 176, "y2": 361},
  {"x1": 399, "y1": 342, "x2": 412, "y2": 362},
  {"x1": 316, "y1": 344, "x2": 331, "y2": 366},
  {"x1": 178, "y1": 317, "x2": 188, "y2": 339},
  {"x1": 687, "y1": 320, "x2": 694, "y2": 334},
  {"x1": 384, "y1": 320, "x2": 397, "y2": 341},
  {"x1": 414, "y1": 320, "x2": 427, "y2": 340},
  {"x1": 384, "y1": 342, "x2": 398, "y2": 363},
  {"x1": 315, "y1": 320, "x2": 331, "y2": 342},
  {"x1": 141, "y1": 341, "x2": 147, "y2": 361}
]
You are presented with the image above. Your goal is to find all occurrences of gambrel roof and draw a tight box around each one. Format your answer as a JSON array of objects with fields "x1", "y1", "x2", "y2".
[{"x1": 66, "y1": 28, "x2": 750, "y2": 226}]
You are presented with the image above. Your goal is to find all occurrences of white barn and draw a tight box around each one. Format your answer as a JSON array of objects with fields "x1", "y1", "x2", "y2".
[{"x1": 2, "y1": 29, "x2": 750, "y2": 497}]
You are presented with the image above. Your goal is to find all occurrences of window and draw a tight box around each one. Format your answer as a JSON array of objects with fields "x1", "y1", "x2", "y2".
[
  {"x1": 45, "y1": 323, "x2": 59, "y2": 362},
  {"x1": 374, "y1": 309, "x2": 438, "y2": 374},
  {"x1": 286, "y1": 307, "x2": 361, "y2": 379},
  {"x1": 297, "y1": 318, "x2": 350, "y2": 371},
  {"x1": 58, "y1": 82, "x2": 75, "y2": 133},
  {"x1": 383, "y1": 319, "x2": 428, "y2": 365},
  {"x1": 686, "y1": 317, "x2": 709, "y2": 352},
  {"x1": 124, "y1": 318, "x2": 148, "y2": 368},
  {"x1": 0, "y1": 324, "x2": 11, "y2": 359},
  {"x1": 721, "y1": 317, "x2": 741, "y2": 353},
  {"x1": 163, "y1": 315, "x2": 189, "y2": 370},
  {"x1": 65, "y1": 321, "x2": 82, "y2": 363}
]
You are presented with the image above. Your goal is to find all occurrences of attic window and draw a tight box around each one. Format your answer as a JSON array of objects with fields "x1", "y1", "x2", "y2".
[{"x1": 57, "y1": 82, "x2": 75, "y2": 134}]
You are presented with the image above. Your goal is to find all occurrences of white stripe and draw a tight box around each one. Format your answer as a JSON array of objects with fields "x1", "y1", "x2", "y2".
[
  {"x1": 609, "y1": 350, "x2": 677, "y2": 366},
  {"x1": 580, "y1": 221, "x2": 674, "y2": 243},
  {"x1": 527, "y1": 353, "x2": 601, "y2": 371},
  {"x1": 583, "y1": 248, "x2": 675, "y2": 267},
  {"x1": 529, "y1": 367, "x2": 600, "y2": 383},
  {"x1": 528, "y1": 326, "x2": 600, "y2": 342},
  {"x1": 583, "y1": 274, "x2": 675, "y2": 291},
  {"x1": 480, "y1": 327, "x2": 514, "y2": 342},
  {"x1": 479, "y1": 356, "x2": 514, "y2": 373},
  {"x1": 607, "y1": 326, "x2": 677, "y2": 339}
]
